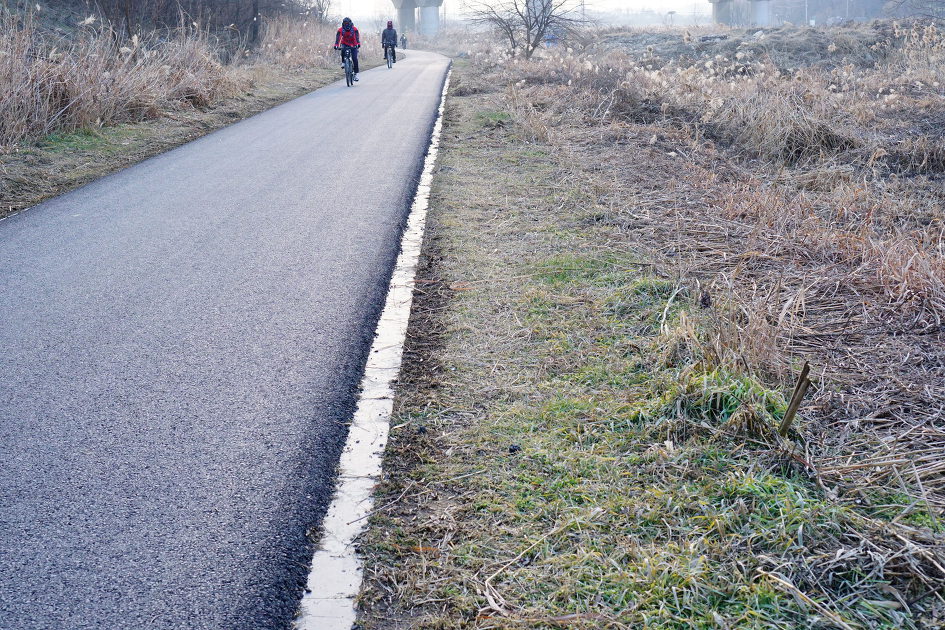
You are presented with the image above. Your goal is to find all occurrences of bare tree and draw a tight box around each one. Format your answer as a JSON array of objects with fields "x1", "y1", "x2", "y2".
[
  {"x1": 467, "y1": 0, "x2": 583, "y2": 59},
  {"x1": 308, "y1": 0, "x2": 332, "y2": 23}
]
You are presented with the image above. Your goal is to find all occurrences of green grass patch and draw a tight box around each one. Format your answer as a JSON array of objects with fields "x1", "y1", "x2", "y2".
[
  {"x1": 474, "y1": 109, "x2": 512, "y2": 129},
  {"x1": 38, "y1": 125, "x2": 149, "y2": 154},
  {"x1": 859, "y1": 489, "x2": 945, "y2": 533},
  {"x1": 533, "y1": 254, "x2": 646, "y2": 288},
  {"x1": 39, "y1": 128, "x2": 108, "y2": 152}
]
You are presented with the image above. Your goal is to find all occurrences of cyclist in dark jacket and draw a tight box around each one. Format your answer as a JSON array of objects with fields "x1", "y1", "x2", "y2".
[
  {"x1": 381, "y1": 21, "x2": 398, "y2": 64},
  {"x1": 334, "y1": 17, "x2": 361, "y2": 80}
]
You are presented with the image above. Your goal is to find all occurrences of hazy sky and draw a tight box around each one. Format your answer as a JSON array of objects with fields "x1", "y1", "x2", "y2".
[{"x1": 338, "y1": 0, "x2": 712, "y2": 21}]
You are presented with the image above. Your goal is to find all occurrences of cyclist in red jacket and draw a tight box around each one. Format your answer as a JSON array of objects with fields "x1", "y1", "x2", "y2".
[{"x1": 333, "y1": 17, "x2": 361, "y2": 81}]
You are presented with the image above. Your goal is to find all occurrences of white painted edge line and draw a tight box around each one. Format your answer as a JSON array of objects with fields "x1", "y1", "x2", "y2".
[{"x1": 294, "y1": 66, "x2": 452, "y2": 630}]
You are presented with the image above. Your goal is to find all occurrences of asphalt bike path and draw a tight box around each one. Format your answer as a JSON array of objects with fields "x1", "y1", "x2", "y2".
[{"x1": 0, "y1": 50, "x2": 450, "y2": 629}]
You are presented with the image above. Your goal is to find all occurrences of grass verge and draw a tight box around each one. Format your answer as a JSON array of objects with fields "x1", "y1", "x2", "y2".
[
  {"x1": 1, "y1": 67, "x2": 337, "y2": 217},
  {"x1": 356, "y1": 60, "x2": 944, "y2": 629}
]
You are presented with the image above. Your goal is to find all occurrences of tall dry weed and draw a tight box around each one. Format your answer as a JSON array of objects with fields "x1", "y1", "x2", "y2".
[
  {"x1": 486, "y1": 26, "x2": 945, "y2": 324},
  {"x1": 0, "y1": 14, "x2": 244, "y2": 147},
  {"x1": 256, "y1": 17, "x2": 356, "y2": 70}
]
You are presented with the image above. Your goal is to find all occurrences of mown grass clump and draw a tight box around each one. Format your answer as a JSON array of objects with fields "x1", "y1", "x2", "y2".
[{"x1": 640, "y1": 367, "x2": 790, "y2": 441}]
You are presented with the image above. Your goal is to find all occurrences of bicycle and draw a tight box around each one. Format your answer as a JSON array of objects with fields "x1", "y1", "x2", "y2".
[
  {"x1": 338, "y1": 45, "x2": 355, "y2": 86},
  {"x1": 384, "y1": 44, "x2": 394, "y2": 69}
]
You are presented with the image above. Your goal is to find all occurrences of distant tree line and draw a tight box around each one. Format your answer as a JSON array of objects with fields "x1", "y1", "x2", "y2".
[
  {"x1": 720, "y1": 0, "x2": 945, "y2": 24},
  {"x1": 1, "y1": 0, "x2": 332, "y2": 39},
  {"x1": 94, "y1": 0, "x2": 333, "y2": 38}
]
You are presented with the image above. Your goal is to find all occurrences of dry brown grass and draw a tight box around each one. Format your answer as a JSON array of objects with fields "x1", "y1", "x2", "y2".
[
  {"x1": 257, "y1": 16, "x2": 380, "y2": 70},
  {"x1": 358, "y1": 24, "x2": 945, "y2": 628},
  {"x1": 0, "y1": 13, "x2": 248, "y2": 147},
  {"x1": 472, "y1": 21, "x2": 945, "y2": 598},
  {"x1": 0, "y1": 13, "x2": 364, "y2": 149},
  {"x1": 487, "y1": 22, "x2": 945, "y2": 329}
]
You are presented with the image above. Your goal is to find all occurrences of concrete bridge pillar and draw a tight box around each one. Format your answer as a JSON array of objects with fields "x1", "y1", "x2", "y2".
[
  {"x1": 750, "y1": 0, "x2": 772, "y2": 26},
  {"x1": 391, "y1": 0, "x2": 442, "y2": 35},
  {"x1": 709, "y1": 0, "x2": 772, "y2": 27},
  {"x1": 419, "y1": 3, "x2": 439, "y2": 37},
  {"x1": 397, "y1": 5, "x2": 415, "y2": 33},
  {"x1": 710, "y1": 0, "x2": 733, "y2": 26}
]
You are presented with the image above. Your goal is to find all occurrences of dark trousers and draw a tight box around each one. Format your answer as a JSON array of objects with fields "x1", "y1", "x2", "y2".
[
  {"x1": 384, "y1": 44, "x2": 396, "y2": 62},
  {"x1": 340, "y1": 46, "x2": 359, "y2": 73}
]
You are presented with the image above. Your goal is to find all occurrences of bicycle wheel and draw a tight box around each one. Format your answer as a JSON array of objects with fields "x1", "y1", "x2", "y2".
[
  {"x1": 387, "y1": 48, "x2": 393, "y2": 69},
  {"x1": 345, "y1": 56, "x2": 353, "y2": 86}
]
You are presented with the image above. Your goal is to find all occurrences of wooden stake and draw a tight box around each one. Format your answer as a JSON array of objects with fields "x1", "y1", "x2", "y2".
[{"x1": 779, "y1": 361, "x2": 811, "y2": 437}]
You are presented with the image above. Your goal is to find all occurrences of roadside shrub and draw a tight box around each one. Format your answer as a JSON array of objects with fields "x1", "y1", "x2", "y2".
[{"x1": 710, "y1": 82, "x2": 854, "y2": 164}]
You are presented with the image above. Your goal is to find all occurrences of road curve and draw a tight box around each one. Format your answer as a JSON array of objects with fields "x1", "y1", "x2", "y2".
[{"x1": 0, "y1": 50, "x2": 450, "y2": 629}]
